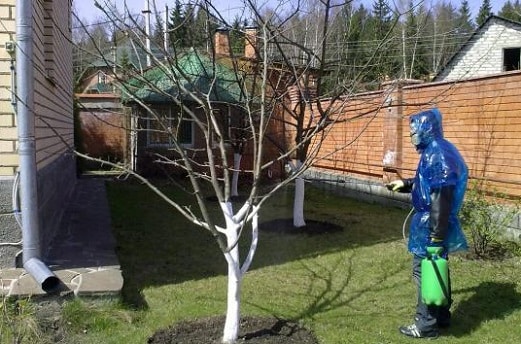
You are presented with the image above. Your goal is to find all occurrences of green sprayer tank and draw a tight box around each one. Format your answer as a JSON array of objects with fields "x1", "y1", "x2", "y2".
[{"x1": 421, "y1": 246, "x2": 449, "y2": 306}]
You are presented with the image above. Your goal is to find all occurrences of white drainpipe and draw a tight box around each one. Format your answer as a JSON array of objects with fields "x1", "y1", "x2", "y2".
[{"x1": 16, "y1": 0, "x2": 59, "y2": 292}]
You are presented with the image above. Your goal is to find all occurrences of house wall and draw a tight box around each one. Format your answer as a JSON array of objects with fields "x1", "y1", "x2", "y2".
[
  {"x1": 78, "y1": 67, "x2": 117, "y2": 94},
  {"x1": 307, "y1": 71, "x2": 521, "y2": 203},
  {"x1": 132, "y1": 101, "x2": 285, "y2": 182},
  {"x1": 0, "y1": 0, "x2": 75, "y2": 268},
  {"x1": 0, "y1": 0, "x2": 21, "y2": 267},
  {"x1": 33, "y1": 0, "x2": 76, "y2": 260},
  {"x1": 437, "y1": 19, "x2": 521, "y2": 81},
  {"x1": 0, "y1": 1, "x2": 17, "y2": 178}
]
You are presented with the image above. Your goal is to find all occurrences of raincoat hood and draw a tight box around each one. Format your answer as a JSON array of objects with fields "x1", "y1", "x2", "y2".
[{"x1": 409, "y1": 108, "x2": 444, "y2": 152}]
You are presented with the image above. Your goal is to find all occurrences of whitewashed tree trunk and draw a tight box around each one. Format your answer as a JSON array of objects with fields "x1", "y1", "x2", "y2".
[
  {"x1": 231, "y1": 153, "x2": 241, "y2": 197},
  {"x1": 222, "y1": 236, "x2": 241, "y2": 343},
  {"x1": 293, "y1": 160, "x2": 306, "y2": 227},
  {"x1": 220, "y1": 201, "x2": 259, "y2": 343}
]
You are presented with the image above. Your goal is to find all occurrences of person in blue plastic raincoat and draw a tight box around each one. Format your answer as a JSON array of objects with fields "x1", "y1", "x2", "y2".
[{"x1": 387, "y1": 108, "x2": 468, "y2": 339}]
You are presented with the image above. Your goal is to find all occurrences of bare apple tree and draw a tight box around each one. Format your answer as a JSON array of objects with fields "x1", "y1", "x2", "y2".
[{"x1": 73, "y1": 0, "x2": 399, "y2": 342}]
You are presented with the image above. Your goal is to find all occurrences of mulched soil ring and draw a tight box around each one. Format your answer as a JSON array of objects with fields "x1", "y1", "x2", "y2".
[
  {"x1": 259, "y1": 218, "x2": 343, "y2": 235},
  {"x1": 147, "y1": 315, "x2": 319, "y2": 344}
]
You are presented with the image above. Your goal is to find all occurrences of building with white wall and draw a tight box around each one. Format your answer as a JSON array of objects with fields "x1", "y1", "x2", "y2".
[{"x1": 434, "y1": 16, "x2": 521, "y2": 82}]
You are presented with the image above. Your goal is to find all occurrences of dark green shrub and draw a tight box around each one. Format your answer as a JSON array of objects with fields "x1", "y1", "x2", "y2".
[{"x1": 461, "y1": 182, "x2": 521, "y2": 259}]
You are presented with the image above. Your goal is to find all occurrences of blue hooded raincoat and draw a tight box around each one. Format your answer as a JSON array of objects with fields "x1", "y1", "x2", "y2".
[{"x1": 408, "y1": 109, "x2": 468, "y2": 257}]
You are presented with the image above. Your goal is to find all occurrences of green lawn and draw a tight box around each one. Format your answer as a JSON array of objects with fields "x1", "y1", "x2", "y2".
[{"x1": 59, "y1": 180, "x2": 521, "y2": 344}]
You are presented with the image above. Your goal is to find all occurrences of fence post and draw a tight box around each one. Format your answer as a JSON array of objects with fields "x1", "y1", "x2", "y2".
[{"x1": 381, "y1": 79, "x2": 423, "y2": 183}]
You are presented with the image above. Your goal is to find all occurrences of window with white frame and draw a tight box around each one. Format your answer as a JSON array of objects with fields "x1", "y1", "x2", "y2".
[{"x1": 147, "y1": 106, "x2": 194, "y2": 147}]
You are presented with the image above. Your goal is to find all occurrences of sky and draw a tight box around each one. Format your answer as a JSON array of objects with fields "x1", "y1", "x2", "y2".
[
  {"x1": 73, "y1": 0, "x2": 507, "y2": 24},
  {"x1": 73, "y1": 0, "x2": 247, "y2": 23}
]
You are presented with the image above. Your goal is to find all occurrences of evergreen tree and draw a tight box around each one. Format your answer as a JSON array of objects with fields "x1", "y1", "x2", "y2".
[
  {"x1": 153, "y1": 11, "x2": 165, "y2": 50},
  {"x1": 169, "y1": 0, "x2": 188, "y2": 48},
  {"x1": 476, "y1": 0, "x2": 493, "y2": 26},
  {"x1": 192, "y1": 5, "x2": 219, "y2": 51},
  {"x1": 499, "y1": 0, "x2": 521, "y2": 22},
  {"x1": 230, "y1": 17, "x2": 247, "y2": 56},
  {"x1": 183, "y1": 3, "x2": 196, "y2": 47},
  {"x1": 402, "y1": 1, "x2": 431, "y2": 79},
  {"x1": 427, "y1": 1, "x2": 469, "y2": 75},
  {"x1": 324, "y1": 2, "x2": 370, "y2": 91},
  {"x1": 366, "y1": 0, "x2": 397, "y2": 83},
  {"x1": 456, "y1": 0, "x2": 475, "y2": 34},
  {"x1": 118, "y1": 49, "x2": 135, "y2": 78},
  {"x1": 370, "y1": 0, "x2": 394, "y2": 39}
]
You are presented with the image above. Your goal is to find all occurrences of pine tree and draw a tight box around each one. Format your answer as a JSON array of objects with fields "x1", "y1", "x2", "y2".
[
  {"x1": 183, "y1": 3, "x2": 196, "y2": 47},
  {"x1": 476, "y1": 0, "x2": 493, "y2": 26},
  {"x1": 192, "y1": 5, "x2": 218, "y2": 51},
  {"x1": 427, "y1": 1, "x2": 460, "y2": 75},
  {"x1": 230, "y1": 17, "x2": 247, "y2": 56},
  {"x1": 367, "y1": 0, "x2": 396, "y2": 83},
  {"x1": 499, "y1": 0, "x2": 521, "y2": 22},
  {"x1": 402, "y1": 1, "x2": 431, "y2": 79},
  {"x1": 324, "y1": 2, "x2": 369, "y2": 91},
  {"x1": 153, "y1": 11, "x2": 165, "y2": 49},
  {"x1": 118, "y1": 49, "x2": 135, "y2": 78},
  {"x1": 169, "y1": 0, "x2": 188, "y2": 48},
  {"x1": 457, "y1": 0, "x2": 475, "y2": 33}
]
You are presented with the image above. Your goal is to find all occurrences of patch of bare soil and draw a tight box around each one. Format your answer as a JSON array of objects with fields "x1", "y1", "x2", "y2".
[{"x1": 147, "y1": 315, "x2": 319, "y2": 344}]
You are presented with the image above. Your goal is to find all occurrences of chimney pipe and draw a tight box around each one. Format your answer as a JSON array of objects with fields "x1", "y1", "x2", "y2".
[
  {"x1": 214, "y1": 27, "x2": 231, "y2": 57},
  {"x1": 244, "y1": 27, "x2": 257, "y2": 60}
]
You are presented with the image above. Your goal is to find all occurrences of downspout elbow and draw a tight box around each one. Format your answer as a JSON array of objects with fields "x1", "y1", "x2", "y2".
[{"x1": 23, "y1": 258, "x2": 60, "y2": 293}]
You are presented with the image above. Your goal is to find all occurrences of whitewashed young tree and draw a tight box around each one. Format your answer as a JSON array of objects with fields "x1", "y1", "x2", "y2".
[{"x1": 73, "y1": 0, "x2": 399, "y2": 342}]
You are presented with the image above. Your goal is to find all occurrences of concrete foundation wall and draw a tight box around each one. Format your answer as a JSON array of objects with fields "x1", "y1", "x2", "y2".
[
  {"x1": 304, "y1": 169, "x2": 411, "y2": 209},
  {"x1": 0, "y1": 178, "x2": 21, "y2": 267},
  {"x1": 0, "y1": 153, "x2": 76, "y2": 268},
  {"x1": 305, "y1": 168, "x2": 521, "y2": 240}
]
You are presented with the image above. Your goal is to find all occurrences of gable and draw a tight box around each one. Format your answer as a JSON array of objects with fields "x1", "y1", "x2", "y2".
[{"x1": 434, "y1": 16, "x2": 521, "y2": 81}]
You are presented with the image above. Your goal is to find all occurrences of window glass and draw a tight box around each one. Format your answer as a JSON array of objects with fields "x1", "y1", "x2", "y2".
[
  {"x1": 147, "y1": 106, "x2": 193, "y2": 147},
  {"x1": 503, "y1": 48, "x2": 520, "y2": 71}
]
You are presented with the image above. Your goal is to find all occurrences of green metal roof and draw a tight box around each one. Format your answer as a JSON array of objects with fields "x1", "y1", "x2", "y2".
[{"x1": 122, "y1": 49, "x2": 245, "y2": 104}]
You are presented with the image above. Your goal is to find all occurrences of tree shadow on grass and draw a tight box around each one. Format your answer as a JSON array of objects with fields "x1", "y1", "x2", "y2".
[
  {"x1": 259, "y1": 218, "x2": 344, "y2": 235},
  {"x1": 108, "y1": 182, "x2": 406, "y2": 309},
  {"x1": 449, "y1": 282, "x2": 521, "y2": 337}
]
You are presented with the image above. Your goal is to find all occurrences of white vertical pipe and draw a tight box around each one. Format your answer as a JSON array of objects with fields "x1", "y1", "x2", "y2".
[
  {"x1": 144, "y1": 0, "x2": 151, "y2": 67},
  {"x1": 164, "y1": 5, "x2": 169, "y2": 53}
]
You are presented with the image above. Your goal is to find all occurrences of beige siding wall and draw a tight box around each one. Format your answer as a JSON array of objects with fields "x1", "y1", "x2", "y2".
[
  {"x1": 0, "y1": 0, "x2": 73, "y2": 177},
  {"x1": 0, "y1": 0, "x2": 15, "y2": 176},
  {"x1": 33, "y1": 0, "x2": 74, "y2": 170}
]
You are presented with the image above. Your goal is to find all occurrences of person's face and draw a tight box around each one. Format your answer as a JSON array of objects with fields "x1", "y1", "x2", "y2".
[{"x1": 410, "y1": 120, "x2": 421, "y2": 147}]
